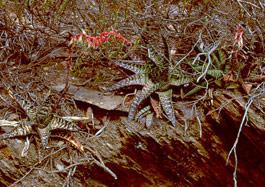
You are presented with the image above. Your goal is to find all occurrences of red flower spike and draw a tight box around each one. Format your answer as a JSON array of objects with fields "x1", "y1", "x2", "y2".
[{"x1": 70, "y1": 31, "x2": 131, "y2": 48}]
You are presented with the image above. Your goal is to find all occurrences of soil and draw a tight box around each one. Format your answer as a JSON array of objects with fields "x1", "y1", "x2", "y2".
[{"x1": 0, "y1": 49, "x2": 265, "y2": 187}]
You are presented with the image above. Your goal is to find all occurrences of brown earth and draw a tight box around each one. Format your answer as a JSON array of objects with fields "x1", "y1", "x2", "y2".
[{"x1": 0, "y1": 56, "x2": 265, "y2": 187}]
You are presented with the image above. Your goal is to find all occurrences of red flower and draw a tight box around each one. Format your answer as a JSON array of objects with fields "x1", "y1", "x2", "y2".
[{"x1": 70, "y1": 31, "x2": 131, "y2": 48}]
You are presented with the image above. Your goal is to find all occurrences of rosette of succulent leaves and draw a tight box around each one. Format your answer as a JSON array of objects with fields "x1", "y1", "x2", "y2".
[
  {"x1": 107, "y1": 37, "x2": 193, "y2": 127},
  {"x1": 107, "y1": 37, "x2": 228, "y2": 127},
  {"x1": 0, "y1": 87, "x2": 82, "y2": 149},
  {"x1": 184, "y1": 42, "x2": 228, "y2": 98}
]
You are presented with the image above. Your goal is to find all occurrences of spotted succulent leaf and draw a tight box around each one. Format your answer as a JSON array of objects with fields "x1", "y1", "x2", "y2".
[
  {"x1": 0, "y1": 122, "x2": 33, "y2": 140},
  {"x1": 148, "y1": 46, "x2": 164, "y2": 68},
  {"x1": 37, "y1": 116, "x2": 80, "y2": 147},
  {"x1": 49, "y1": 116, "x2": 81, "y2": 131},
  {"x1": 211, "y1": 53, "x2": 219, "y2": 66},
  {"x1": 114, "y1": 61, "x2": 146, "y2": 74},
  {"x1": 212, "y1": 49, "x2": 226, "y2": 68},
  {"x1": 107, "y1": 73, "x2": 149, "y2": 92},
  {"x1": 207, "y1": 69, "x2": 223, "y2": 79},
  {"x1": 145, "y1": 113, "x2": 154, "y2": 128},
  {"x1": 37, "y1": 126, "x2": 51, "y2": 148},
  {"x1": 157, "y1": 89, "x2": 176, "y2": 126},
  {"x1": 170, "y1": 76, "x2": 192, "y2": 86},
  {"x1": 8, "y1": 90, "x2": 36, "y2": 120},
  {"x1": 128, "y1": 82, "x2": 160, "y2": 122},
  {"x1": 135, "y1": 105, "x2": 151, "y2": 121},
  {"x1": 192, "y1": 65, "x2": 223, "y2": 79},
  {"x1": 217, "y1": 50, "x2": 226, "y2": 64}
]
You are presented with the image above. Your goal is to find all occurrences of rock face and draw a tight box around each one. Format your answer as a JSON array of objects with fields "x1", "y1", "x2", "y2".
[{"x1": 0, "y1": 89, "x2": 265, "y2": 187}]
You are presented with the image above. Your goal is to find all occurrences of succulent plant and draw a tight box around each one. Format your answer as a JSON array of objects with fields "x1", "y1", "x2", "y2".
[
  {"x1": 0, "y1": 89, "x2": 81, "y2": 148},
  {"x1": 107, "y1": 37, "x2": 192, "y2": 126}
]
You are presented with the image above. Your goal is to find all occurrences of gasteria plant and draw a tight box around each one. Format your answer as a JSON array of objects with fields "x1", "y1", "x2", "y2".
[
  {"x1": 107, "y1": 37, "x2": 192, "y2": 126},
  {"x1": 0, "y1": 88, "x2": 81, "y2": 148}
]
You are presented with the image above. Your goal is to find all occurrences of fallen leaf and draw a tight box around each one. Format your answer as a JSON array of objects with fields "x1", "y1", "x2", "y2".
[
  {"x1": 242, "y1": 83, "x2": 252, "y2": 94},
  {"x1": 52, "y1": 84, "x2": 126, "y2": 111},
  {"x1": 167, "y1": 24, "x2": 175, "y2": 31},
  {"x1": 60, "y1": 134, "x2": 84, "y2": 152},
  {"x1": 223, "y1": 74, "x2": 235, "y2": 82},
  {"x1": 86, "y1": 107, "x2": 93, "y2": 119},
  {"x1": 150, "y1": 97, "x2": 162, "y2": 118},
  {"x1": 226, "y1": 83, "x2": 240, "y2": 89}
]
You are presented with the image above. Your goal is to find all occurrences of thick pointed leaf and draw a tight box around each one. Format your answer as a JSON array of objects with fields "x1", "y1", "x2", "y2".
[
  {"x1": 34, "y1": 99, "x2": 53, "y2": 126},
  {"x1": 114, "y1": 61, "x2": 146, "y2": 74},
  {"x1": 148, "y1": 47, "x2": 164, "y2": 68},
  {"x1": 37, "y1": 116, "x2": 81, "y2": 147},
  {"x1": 0, "y1": 122, "x2": 33, "y2": 140},
  {"x1": 127, "y1": 81, "x2": 160, "y2": 122},
  {"x1": 184, "y1": 82, "x2": 207, "y2": 97},
  {"x1": 8, "y1": 91, "x2": 36, "y2": 120},
  {"x1": 135, "y1": 105, "x2": 151, "y2": 121},
  {"x1": 211, "y1": 53, "x2": 220, "y2": 67},
  {"x1": 48, "y1": 116, "x2": 81, "y2": 131},
  {"x1": 218, "y1": 49, "x2": 226, "y2": 64},
  {"x1": 107, "y1": 74, "x2": 149, "y2": 92},
  {"x1": 207, "y1": 69, "x2": 223, "y2": 79},
  {"x1": 157, "y1": 89, "x2": 176, "y2": 126},
  {"x1": 145, "y1": 113, "x2": 154, "y2": 128},
  {"x1": 37, "y1": 126, "x2": 51, "y2": 148},
  {"x1": 170, "y1": 77, "x2": 192, "y2": 86}
]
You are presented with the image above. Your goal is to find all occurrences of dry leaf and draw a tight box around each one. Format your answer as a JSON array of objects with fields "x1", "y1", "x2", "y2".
[
  {"x1": 226, "y1": 83, "x2": 240, "y2": 89},
  {"x1": 86, "y1": 107, "x2": 93, "y2": 119},
  {"x1": 223, "y1": 74, "x2": 235, "y2": 82},
  {"x1": 242, "y1": 83, "x2": 252, "y2": 94},
  {"x1": 150, "y1": 97, "x2": 162, "y2": 118},
  {"x1": 59, "y1": 134, "x2": 84, "y2": 152},
  {"x1": 170, "y1": 49, "x2": 176, "y2": 56},
  {"x1": 167, "y1": 24, "x2": 175, "y2": 31},
  {"x1": 52, "y1": 84, "x2": 125, "y2": 111}
]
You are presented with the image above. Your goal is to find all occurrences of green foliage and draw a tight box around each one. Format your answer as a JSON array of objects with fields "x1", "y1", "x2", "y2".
[
  {"x1": 206, "y1": 69, "x2": 223, "y2": 79},
  {"x1": 183, "y1": 48, "x2": 231, "y2": 96},
  {"x1": 135, "y1": 105, "x2": 151, "y2": 122},
  {"x1": 184, "y1": 82, "x2": 207, "y2": 97},
  {"x1": 170, "y1": 76, "x2": 192, "y2": 86},
  {"x1": 71, "y1": 57, "x2": 88, "y2": 78},
  {"x1": 189, "y1": 48, "x2": 230, "y2": 82}
]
